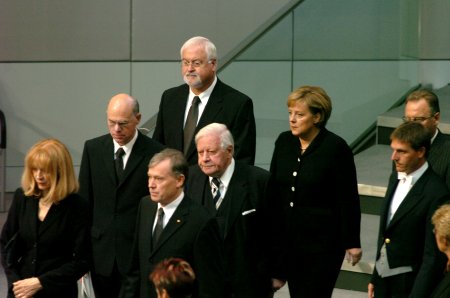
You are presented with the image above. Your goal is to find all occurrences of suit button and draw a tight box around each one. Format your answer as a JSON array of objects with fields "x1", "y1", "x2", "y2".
[
  {"x1": 31, "y1": 259, "x2": 36, "y2": 264},
  {"x1": 293, "y1": 171, "x2": 297, "y2": 176},
  {"x1": 385, "y1": 238, "x2": 391, "y2": 244},
  {"x1": 291, "y1": 187, "x2": 295, "y2": 192},
  {"x1": 290, "y1": 202, "x2": 294, "y2": 207}
]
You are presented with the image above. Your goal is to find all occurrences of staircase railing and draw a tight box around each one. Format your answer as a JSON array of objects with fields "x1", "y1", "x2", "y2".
[
  {"x1": 0, "y1": 109, "x2": 6, "y2": 212},
  {"x1": 350, "y1": 84, "x2": 422, "y2": 154}
]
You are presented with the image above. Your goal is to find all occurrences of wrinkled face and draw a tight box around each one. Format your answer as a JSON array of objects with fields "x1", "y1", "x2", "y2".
[
  {"x1": 288, "y1": 101, "x2": 320, "y2": 138},
  {"x1": 147, "y1": 159, "x2": 184, "y2": 206},
  {"x1": 390, "y1": 139, "x2": 425, "y2": 174},
  {"x1": 197, "y1": 134, "x2": 232, "y2": 178},
  {"x1": 404, "y1": 99, "x2": 439, "y2": 135},
  {"x1": 107, "y1": 101, "x2": 140, "y2": 146},
  {"x1": 32, "y1": 168, "x2": 51, "y2": 192},
  {"x1": 181, "y1": 44, "x2": 216, "y2": 94}
]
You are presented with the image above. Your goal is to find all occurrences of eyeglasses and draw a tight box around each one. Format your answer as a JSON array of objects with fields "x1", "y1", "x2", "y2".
[
  {"x1": 181, "y1": 59, "x2": 214, "y2": 68},
  {"x1": 108, "y1": 120, "x2": 131, "y2": 129},
  {"x1": 402, "y1": 115, "x2": 435, "y2": 123}
]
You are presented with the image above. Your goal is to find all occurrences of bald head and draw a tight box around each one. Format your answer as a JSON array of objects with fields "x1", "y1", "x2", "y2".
[{"x1": 107, "y1": 93, "x2": 141, "y2": 145}]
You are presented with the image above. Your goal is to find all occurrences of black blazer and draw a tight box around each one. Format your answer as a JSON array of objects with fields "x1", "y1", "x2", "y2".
[
  {"x1": 372, "y1": 167, "x2": 449, "y2": 298},
  {"x1": 0, "y1": 188, "x2": 90, "y2": 298},
  {"x1": 270, "y1": 129, "x2": 361, "y2": 253},
  {"x1": 185, "y1": 162, "x2": 279, "y2": 297},
  {"x1": 431, "y1": 271, "x2": 450, "y2": 298},
  {"x1": 120, "y1": 195, "x2": 225, "y2": 298},
  {"x1": 153, "y1": 79, "x2": 256, "y2": 165},
  {"x1": 78, "y1": 132, "x2": 164, "y2": 276},
  {"x1": 428, "y1": 130, "x2": 450, "y2": 189}
]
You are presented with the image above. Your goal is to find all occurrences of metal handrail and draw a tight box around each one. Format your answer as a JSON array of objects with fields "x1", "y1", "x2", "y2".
[{"x1": 0, "y1": 109, "x2": 6, "y2": 211}]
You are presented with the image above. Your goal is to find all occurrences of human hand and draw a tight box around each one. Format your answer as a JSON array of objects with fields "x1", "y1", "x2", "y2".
[
  {"x1": 368, "y1": 282, "x2": 375, "y2": 298},
  {"x1": 345, "y1": 247, "x2": 362, "y2": 266},
  {"x1": 13, "y1": 277, "x2": 42, "y2": 298}
]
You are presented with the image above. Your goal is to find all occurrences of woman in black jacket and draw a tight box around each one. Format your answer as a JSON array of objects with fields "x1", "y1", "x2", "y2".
[
  {"x1": 1, "y1": 139, "x2": 90, "y2": 298},
  {"x1": 270, "y1": 86, "x2": 362, "y2": 297}
]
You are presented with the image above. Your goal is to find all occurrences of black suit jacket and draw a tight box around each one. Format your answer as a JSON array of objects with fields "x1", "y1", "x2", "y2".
[
  {"x1": 153, "y1": 79, "x2": 256, "y2": 165},
  {"x1": 371, "y1": 167, "x2": 449, "y2": 298},
  {"x1": 270, "y1": 130, "x2": 361, "y2": 253},
  {"x1": 185, "y1": 162, "x2": 279, "y2": 297},
  {"x1": 78, "y1": 131, "x2": 164, "y2": 276},
  {"x1": 431, "y1": 271, "x2": 450, "y2": 298},
  {"x1": 428, "y1": 130, "x2": 450, "y2": 189},
  {"x1": 120, "y1": 195, "x2": 225, "y2": 298},
  {"x1": 0, "y1": 188, "x2": 90, "y2": 298}
]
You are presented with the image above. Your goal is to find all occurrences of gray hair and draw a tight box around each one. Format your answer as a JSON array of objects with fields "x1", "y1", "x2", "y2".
[
  {"x1": 148, "y1": 149, "x2": 188, "y2": 180},
  {"x1": 180, "y1": 36, "x2": 218, "y2": 62},
  {"x1": 195, "y1": 123, "x2": 234, "y2": 152}
]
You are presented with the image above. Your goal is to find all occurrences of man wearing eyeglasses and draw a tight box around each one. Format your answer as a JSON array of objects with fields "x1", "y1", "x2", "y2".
[
  {"x1": 153, "y1": 36, "x2": 256, "y2": 166},
  {"x1": 402, "y1": 89, "x2": 450, "y2": 189}
]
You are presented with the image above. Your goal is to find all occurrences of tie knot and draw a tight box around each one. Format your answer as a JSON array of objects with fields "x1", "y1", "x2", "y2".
[
  {"x1": 192, "y1": 96, "x2": 201, "y2": 105},
  {"x1": 211, "y1": 178, "x2": 221, "y2": 188},
  {"x1": 115, "y1": 147, "x2": 125, "y2": 159},
  {"x1": 158, "y1": 207, "x2": 165, "y2": 217}
]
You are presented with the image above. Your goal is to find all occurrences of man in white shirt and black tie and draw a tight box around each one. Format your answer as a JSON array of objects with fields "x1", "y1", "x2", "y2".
[
  {"x1": 185, "y1": 123, "x2": 285, "y2": 297},
  {"x1": 120, "y1": 148, "x2": 224, "y2": 298},
  {"x1": 369, "y1": 122, "x2": 450, "y2": 298}
]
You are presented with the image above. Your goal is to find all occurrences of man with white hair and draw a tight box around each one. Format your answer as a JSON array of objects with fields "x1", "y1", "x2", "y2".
[
  {"x1": 185, "y1": 123, "x2": 285, "y2": 297},
  {"x1": 153, "y1": 36, "x2": 256, "y2": 166}
]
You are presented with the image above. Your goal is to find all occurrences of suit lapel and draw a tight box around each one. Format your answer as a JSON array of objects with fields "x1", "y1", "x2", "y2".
[
  {"x1": 150, "y1": 197, "x2": 188, "y2": 254},
  {"x1": 101, "y1": 136, "x2": 117, "y2": 184},
  {"x1": 185, "y1": 81, "x2": 224, "y2": 159},
  {"x1": 380, "y1": 173, "x2": 399, "y2": 232},
  {"x1": 387, "y1": 169, "x2": 431, "y2": 229},
  {"x1": 173, "y1": 87, "x2": 189, "y2": 151},
  {"x1": 218, "y1": 164, "x2": 247, "y2": 239},
  {"x1": 119, "y1": 132, "x2": 145, "y2": 186}
]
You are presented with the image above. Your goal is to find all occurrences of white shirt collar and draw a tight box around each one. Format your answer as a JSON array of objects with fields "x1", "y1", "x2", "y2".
[
  {"x1": 113, "y1": 129, "x2": 138, "y2": 156},
  {"x1": 209, "y1": 158, "x2": 235, "y2": 189},
  {"x1": 157, "y1": 192, "x2": 184, "y2": 227},
  {"x1": 397, "y1": 161, "x2": 428, "y2": 186}
]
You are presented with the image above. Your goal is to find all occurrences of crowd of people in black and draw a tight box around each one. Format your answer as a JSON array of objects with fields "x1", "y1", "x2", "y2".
[{"x1": 1, "y1": 36, "x2": 450, "y2": 298}]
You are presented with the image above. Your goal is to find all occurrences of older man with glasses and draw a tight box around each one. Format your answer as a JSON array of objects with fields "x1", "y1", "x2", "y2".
[
  {"x1": 402, "y1": 89, "x2": 450, "y2": 189},
  {"x1": 153, "y1": 36, "x2": 256, "y2": 166}
]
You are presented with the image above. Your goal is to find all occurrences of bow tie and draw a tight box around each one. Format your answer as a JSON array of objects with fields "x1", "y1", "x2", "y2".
[
  {"x1": 397, "y1": 172, "x2": 408, "y2": 180},
  {"x1": 397, "y1": 172, "x2": 413, "y2": 185}
]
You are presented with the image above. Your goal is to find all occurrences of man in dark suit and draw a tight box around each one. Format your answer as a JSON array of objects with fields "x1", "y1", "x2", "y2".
[
  {"x1": 185, "y1": 123, "x2": 285, "y2": 297},
  {"x1": 79, "y1": 94, "x2": 164, "y2": 298},
  {"x1": 120, "y1": 149, "x2": 224, "y2": 298},
  {"x1": 153, "y1": 36, "x2": 256, "y2": 166},
  {"x1": 403, "y1": 89, "x2": 450, "y2": 189},
  {"x1": 368, "y1": 122, "x2": 449, "y2": 298}
]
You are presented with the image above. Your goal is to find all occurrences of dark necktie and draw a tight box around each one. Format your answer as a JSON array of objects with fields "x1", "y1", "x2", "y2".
[
  {"x1": 152, "y1": 207, "x2": 165, "y2": 247},
  {"x1": 115, "y1": 147, "x2": 125, "y2": 179},
  {"x1": 211, "y1": 178, "x2": 222, "y2": 207},
  {"x1": 183, "y1": 96, "x2": 201, "y2": 155}
]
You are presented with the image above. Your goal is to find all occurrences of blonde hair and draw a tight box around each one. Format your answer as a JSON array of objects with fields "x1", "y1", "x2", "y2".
[
  {"x1": 287, "y1": 86, "x2": 332, "y2": 128},
  {"x1": 432, "y1": 204, "x2": 450, "y2": 242},
  {"x1": 21, "y1": 139, "x2": 78, "y2": 204}
]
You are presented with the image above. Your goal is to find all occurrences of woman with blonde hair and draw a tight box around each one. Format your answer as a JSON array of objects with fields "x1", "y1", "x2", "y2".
[
  {"x1": 270, "y1": 86, "x2": 362, "y2": 296},
  {"x1": 0, "y1": 139, "x2": 90, "y2": 298},
  {"x1": 431, "y1": 204, "x2": 450, "y2": 297}
]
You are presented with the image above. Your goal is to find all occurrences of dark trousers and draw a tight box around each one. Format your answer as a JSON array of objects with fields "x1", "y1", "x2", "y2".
[
  {"x1": 91, "y1": 261, "x2": 125, "y2": 298},
  {"x1": 287, "y1": 250, "x2": 345, "y2": 298},
  {"x1": 373, "y1": 271, "x2": 415, "y2": 298}
]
